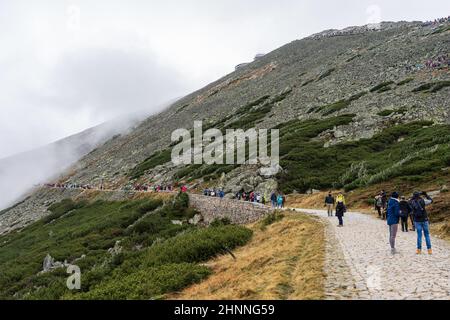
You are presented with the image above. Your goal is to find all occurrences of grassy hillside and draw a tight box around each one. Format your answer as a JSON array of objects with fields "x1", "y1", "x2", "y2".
[
  {"x1": 277, "y1": 119, "x2": 450, "y2": 193},
  {"x1": 169, "y1": 213, "x2": 325, "y2": 300},
  {"x1": 0, "y1": 193, "x2": 252, "y2": 300}
]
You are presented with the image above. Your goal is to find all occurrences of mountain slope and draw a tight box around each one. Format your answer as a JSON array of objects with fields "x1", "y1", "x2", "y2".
[
  {"x1": 0, "y1": 111, "x2": 148, "y2": 211},
  {"x1": 1, "y1": 20, "x2": 449, "y2": 234}
]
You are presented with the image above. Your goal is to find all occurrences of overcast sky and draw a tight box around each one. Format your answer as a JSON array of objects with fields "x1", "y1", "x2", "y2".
[{"x1": 0, "y1": 0, "x2": 448, "y2": 159}]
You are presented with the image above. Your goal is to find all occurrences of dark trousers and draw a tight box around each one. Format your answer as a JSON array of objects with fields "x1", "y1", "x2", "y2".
[
  {"x1": 410, "y1": 215, "x2": 415, "y2": 231},
  {"x1": 382, "y1": 208, "x2": 387, "y2": 220},
  {"x1": 401, "y1": 217, "x2": 409, "y2": 232},
  {"x1": 337, "y1": 215, "x2": 344, "y2": 226},
  {"x1": 375, "y1": 206, "x2": 382, "y2": 217}
]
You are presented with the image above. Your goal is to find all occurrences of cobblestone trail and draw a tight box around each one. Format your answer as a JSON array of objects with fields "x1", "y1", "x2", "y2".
[{"x1": 291, "y1": 209, "x2": 450, "y2": 300}]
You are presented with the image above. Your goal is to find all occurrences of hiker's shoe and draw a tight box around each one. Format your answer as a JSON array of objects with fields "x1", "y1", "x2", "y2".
[
  {"x1": 416, "y1": 249, "x2": 422, "y2": 255},
  {"x1": 391, "y1": 248, "x2": 397, "y2": 255},
  {"x1": 428, "y1": 249, "x2": 433, "y2": 255}
]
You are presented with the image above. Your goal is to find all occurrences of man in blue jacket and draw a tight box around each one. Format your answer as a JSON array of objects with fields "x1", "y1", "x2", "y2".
[{"x1": 387, "y1": 192, "x2": 401, "y2": 255}]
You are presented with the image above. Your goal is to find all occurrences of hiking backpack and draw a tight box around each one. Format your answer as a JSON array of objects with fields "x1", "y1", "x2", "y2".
[{"x1": 411, "y1": 199, "x2": 426, "y2": 220}]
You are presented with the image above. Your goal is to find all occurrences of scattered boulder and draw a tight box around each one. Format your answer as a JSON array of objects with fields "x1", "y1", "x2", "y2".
[
  {"x1": 42, "y1": 254, "x2": 70, "y2": 273},
  {"x1": 188, "y1": 214, "x2": 203, "y2": 225},
  {"x1": 43, "y1": 254, "x2": 54, "y2": 272},
  {"x1": 258, "y1": 163, "x2": 283, "y2": 177},
  {"x1": 108, "y1": 241, "x2": 122, "y2": 256}
]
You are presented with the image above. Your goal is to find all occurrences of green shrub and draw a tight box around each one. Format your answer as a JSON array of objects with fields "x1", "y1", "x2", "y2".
[
  {"x1": 43, "y1": 199, "x2": 86, "y2": 224},
  {"x1": 275, "y1": 115, "x2": 450, "y2": 194},
  {"x1": 129, "y1": 149, "x2": 172, "y2": 179},
  {"x1": 210, "y1": 217, "x2": 232, "y2": 227},
  {"x1": 261, "y1": 212, "x2": 285, "y2": 229},
  {"x1": 412, "y1": 81, "x2": 450, "y2": 93},
  {"x1": 72, "y1": 263, "x2": 211, "y2": 300},
  {"x1": 136, "y1": 199, "x2": 164, "y2": 214},
  {"x1": 370, "y1": 81, "x2": 394, "y2": 93},
  {"x1": 397, "y1": 78, "x2": 414, "y2": 86},
  {"x1": 143, "y1": 225, "x2": 253, "y2": 267}
]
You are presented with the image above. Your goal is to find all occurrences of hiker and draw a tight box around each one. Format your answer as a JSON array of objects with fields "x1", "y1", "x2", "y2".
[
  {"x1": 399, "y1": 196, "x2": 412, "y2": 232},
  {"x1": 256, "y1": 193, "x2": 262, "y2": 203},
  {"x1": 335, "y1": 194, "x2": 346, "y2": 227},
  {"x1": 270, "y1": 192, "x2": 277, "y2": 208},
  {"x1": 381, "y1": 190, "x2": 388, "y2": 220},
  {"x1": 336, "y1": 192, "x2": 346, "y2": 205},
  {"x1": 374, "y1": 194, "x2": 383, "y2": 218},
  {"x1": 386, "y1": 192, "x2": 401, "y2": 255},
  {"x1": 324, "y1": 192, "x2": 335, "y2": 217},
  {"x1": 277, "y1": 194, "x2": 283, "y2": 209},
  {"x1": 411, "y1": 191, "x2": 433, "y2": 255}
]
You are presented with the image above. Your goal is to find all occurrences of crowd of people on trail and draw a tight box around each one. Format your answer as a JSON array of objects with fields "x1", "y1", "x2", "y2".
[
  {"x1": 425, "y1": 54, "x2": 450, "y2": 69},
  {"x1": 204, "y1": 188, "x2": 226, "y2": 199},
  {"x1": 326, "y1": 190, "x2": 434, "y2": 255},
  {"x1": 44, "y1": 183, "x2": 94, "y2": 190},
  {"x1": 43, "y1": 182, "x2": 188, "y2": 194},
  {"x1": 422, "y1": 16, "x2": 450, "y2": 27},
  {"x1": 385, "y1": 191, "x2": 434, "y2": 255},
  {"x1": 236, "y1": 190, "x2": 267, "y2": 205},
  {"x1": 153, "y1": 185, "x2": 175, "y2": 192}
]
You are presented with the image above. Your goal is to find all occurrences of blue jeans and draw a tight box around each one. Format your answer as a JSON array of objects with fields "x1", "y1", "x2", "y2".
[{"x1": 415, "y1": 221, "x2": 432, "y2": 250}]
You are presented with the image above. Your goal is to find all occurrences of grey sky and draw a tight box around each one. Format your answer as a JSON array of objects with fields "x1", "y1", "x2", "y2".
[{"x1": 0, "y1": 0, "x2": 448, "y2": 158}]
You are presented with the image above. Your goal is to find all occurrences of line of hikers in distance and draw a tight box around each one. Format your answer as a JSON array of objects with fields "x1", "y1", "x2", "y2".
[{"x1": 203, "y1": 189, "x2": 287, "y2": 209}]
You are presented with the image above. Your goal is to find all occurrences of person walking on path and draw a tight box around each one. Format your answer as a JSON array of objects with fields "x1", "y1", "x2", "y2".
[
  {"x1": 335, "y1": 192, "x2": 346, "y2": 227},
  {"x1": 381, "y1": 190, "x2": 388, "y2": 220},
  {"x1": 411, "y1": 191, "x2": 433, "y2": 255},
  {"x1": 399, "y1": 196, "x2": 412, "y2": 232},
  {"x1": 277, "y1": 194, "x2": 283, "y2": 209},
  {"x1": 374, "y1": 194, "x2": 383, "y2": 218},
  {"x1": 270, "y1": 192, "x2": 277, "y2": 208},
  {"x1": 325, "y1": 192, "x2": 335, "y2": 217},
  {"x1": 386, "y1": 192, "x2": 401, "y2": 255}
]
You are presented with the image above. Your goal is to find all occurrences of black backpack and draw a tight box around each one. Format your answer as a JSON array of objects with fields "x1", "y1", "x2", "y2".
[{"x1": 411, "y1": 199, "x2": 425, "y2": 219}]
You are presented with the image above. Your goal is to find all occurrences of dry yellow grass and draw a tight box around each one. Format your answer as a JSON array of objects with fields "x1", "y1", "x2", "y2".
[{"x1": 167, "y1": 213, "x2": 326, "y2": 300}]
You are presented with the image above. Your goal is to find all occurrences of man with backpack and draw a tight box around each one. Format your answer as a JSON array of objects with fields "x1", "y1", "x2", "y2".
[
  {"x1": 325, "y1": 192, "x2": 335, "y2": 217},
  {"x1": 386, "y1": 192, "x2": 401, "y2": 255},
  {"x1": 410, "y1": 191, "x2": 433, "y2": 255},
  {"x1": 399, "y1": 196, "x2": 412, "y2": 232}
]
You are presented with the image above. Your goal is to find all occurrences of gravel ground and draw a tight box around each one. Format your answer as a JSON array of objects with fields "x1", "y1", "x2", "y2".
[{"x1": 290, "y1": 208, "x2": 450, "y2": 300}]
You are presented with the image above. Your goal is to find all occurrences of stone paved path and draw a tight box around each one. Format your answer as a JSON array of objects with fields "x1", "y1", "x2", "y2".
[{"x1": 290, "y1": 208, "x2": 450, "y2": 300}]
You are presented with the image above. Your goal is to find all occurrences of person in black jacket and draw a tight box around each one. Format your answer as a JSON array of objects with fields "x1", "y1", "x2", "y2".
[
  {"x1": 380, "y1": 190, "x2": 388, "y2": 220},
  {"x1": 399, "y1": 196, "x2": 412, "y2": 232},
  {"x1": 335, "y1": 198, "x2": 346, "y2": 227},
  {"x1": 324, "y1": 192, "x2": 335, "y2": 217},
  {"x1": 410, "y1": 191, "x2": 433, "y2": 255}
]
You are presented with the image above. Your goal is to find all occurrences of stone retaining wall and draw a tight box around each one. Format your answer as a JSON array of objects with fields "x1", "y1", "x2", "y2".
[{"x1": 188, "y1": 194, "x2": 274, "y2": 225}]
